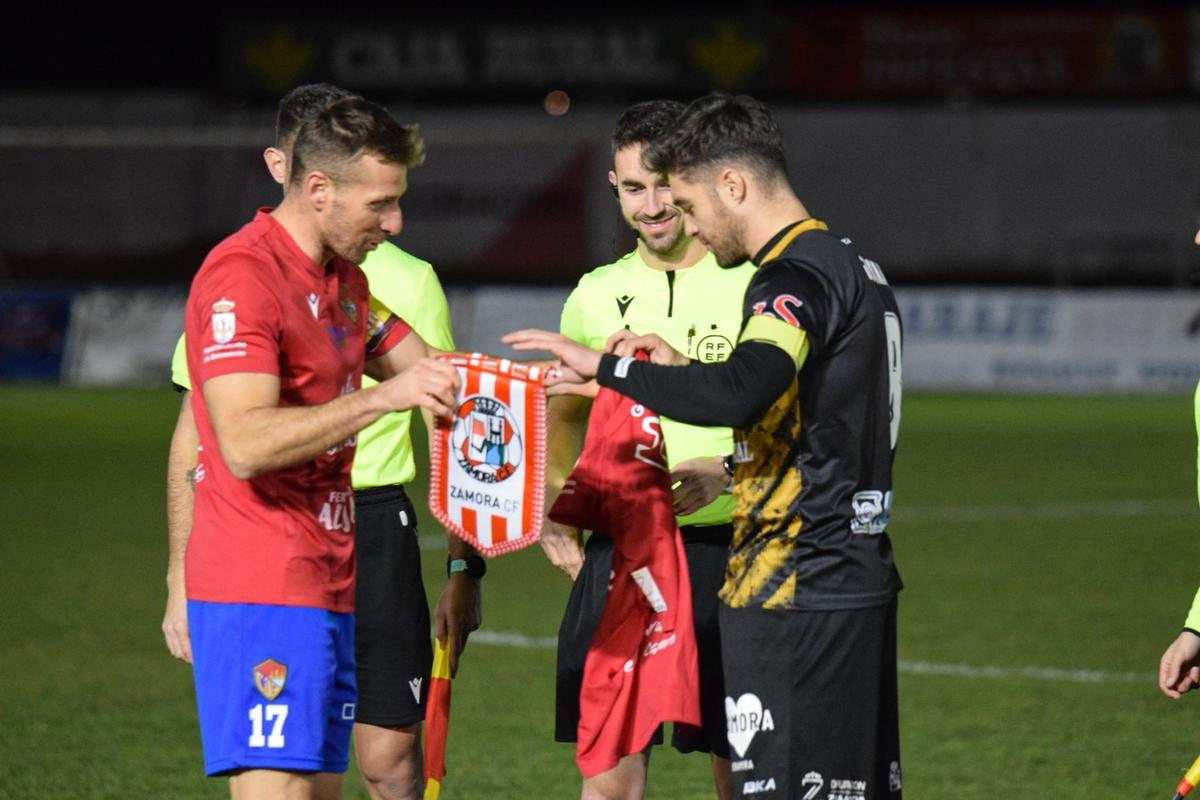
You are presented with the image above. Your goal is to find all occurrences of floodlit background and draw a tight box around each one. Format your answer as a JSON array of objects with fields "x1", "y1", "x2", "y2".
[{"x1": 3, "y1": 6, "x2": 1200, "y2": 798}]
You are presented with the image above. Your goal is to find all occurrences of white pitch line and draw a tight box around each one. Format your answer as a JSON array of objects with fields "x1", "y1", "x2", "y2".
[
  {"x1": 466, "y1": 630, "x2": 1154, "y2": 685},
  {"x1": 897, "y1": 660, "x2": 1154, "y2": 685},
  {"x1": 894, "y1": 498, "x2": 1193, "y2": 524},
  {"x1": 469, "y1": 629, "x2": 559, "y2": 649}
]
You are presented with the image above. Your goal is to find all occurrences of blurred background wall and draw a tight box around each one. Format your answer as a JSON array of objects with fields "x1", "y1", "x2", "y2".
[{"x1": 3, "y1": 6, "x2": 1199, "y2": 391}]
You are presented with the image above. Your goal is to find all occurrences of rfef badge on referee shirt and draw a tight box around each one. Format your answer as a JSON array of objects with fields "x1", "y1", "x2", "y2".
[{"x1": 429, "y1": 353, "x2": 546, "y2": 556}]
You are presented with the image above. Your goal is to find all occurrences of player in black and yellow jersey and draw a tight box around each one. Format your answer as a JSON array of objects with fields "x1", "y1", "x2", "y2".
[{"x1": 506, "y1": 93, "x2": 903, "y2": 800}]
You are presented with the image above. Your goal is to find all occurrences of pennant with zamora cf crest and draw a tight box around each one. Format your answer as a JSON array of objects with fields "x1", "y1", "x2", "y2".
[
  {"x1": 423, "y1": 635, "x2": 454, "y2": 800},
  {"x1": 429, "y1": 353, "x2": 546, "y2": 556}
]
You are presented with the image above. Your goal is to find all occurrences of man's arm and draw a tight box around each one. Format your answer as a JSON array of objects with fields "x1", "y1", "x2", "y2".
[
  {"x1": 437, "y1": 525, "x2": 483, "y2": 676},
  {"x1": 503, "y1": 329, "x2": 798, "y2": 429},
  {"x1": 541, "y1": 394, "x2": 591, "y2": 580},
  {"x1": 163, "y1": 390, "x2": 197, "y2": 663},
  {"x1": 364, "y1": 323, "x2": 447, "y2": 382},
  {"x1": 203, "y1": 360, "x2": 458, "y2": 480},
  {"x1": 595, "y1": 341, "x2": 796, "y2": 427},
  {"x1": 418, "y1": 400, "x2": 483, "y2": 675}
]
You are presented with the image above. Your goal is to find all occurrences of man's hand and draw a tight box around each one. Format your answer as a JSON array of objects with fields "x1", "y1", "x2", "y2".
[
  {"x1": 375, "y1": 357, "x2": 460, "y2": 418},
  {"x1": 1160, "y1": 630, "x2": 1200, "y2": 698},
  {"x1": 502, "y1": 330, "x2": 602, "y2": 393},
  {"x1": 434, "y1": 572, "x2": 482, "y2": 677},
  {"x1": 539, "y1": 520, "x2": 585, "y2": 580},
  {"x1": 162, "y1": 573, "x2": 193, "y2": 664},
  {"x1": 605, "y1": 330, "x2": 690, "y2": 366},
  {"x1": 671, "y1": 456, "x2": 729, "y2": 517}
]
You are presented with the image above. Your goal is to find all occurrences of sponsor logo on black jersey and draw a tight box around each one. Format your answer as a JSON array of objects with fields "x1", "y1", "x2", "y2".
[
  {"x1": 726, "y1": 693, "x2": 775, "y2": 758},
  {"x1": 744, "y1": 777, "x2": 778, "y2": 793},
  {"x1": 889, "y1": 761, "x2": 902, "y2": 792}
]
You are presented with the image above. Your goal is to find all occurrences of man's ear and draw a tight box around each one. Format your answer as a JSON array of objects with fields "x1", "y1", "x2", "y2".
[
  {"x1": 608, "y1": 170, "x2": 618, "y2": 198},
  {"x1": 717, "y1": 167, "x2": 748, "y2": 207},
  {"x1": 263, "y1": 147, "x2": 288, "y2": 185},
  {"x1": 302, "y1": 171, "x2": 332, "y2": 211}
]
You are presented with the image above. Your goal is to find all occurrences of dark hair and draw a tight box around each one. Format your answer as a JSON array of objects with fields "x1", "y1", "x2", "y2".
[
  {"x1": 611, "y1": 99, "x2": 686, "y2": 155},
  {"x1": 642, "y1": 93, "x2": 787, "y2": 185},
  {"x1": 275, "y1": 83, "x2": 359, "y2": 150},
  {"x1": 289, "y1": 97, "x2": 426, "y2": 187}
]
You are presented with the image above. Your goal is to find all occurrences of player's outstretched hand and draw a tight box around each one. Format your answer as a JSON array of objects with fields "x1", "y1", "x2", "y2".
[
  {"x1": 606, "y1": 330, "x2": 689, "y2": 366},
  {"x1": 378, "y1": 357, "x2": 460, "y2": 417},
  {"x1": 671, "y1": 456, "x2": 729, "y2": 517},
  {"x1": 1160, "y1": 630, "x2": 1200, "y2": 698},
  {"x1": 502, "y1": 330, "x2": 603, "y2": 391}
]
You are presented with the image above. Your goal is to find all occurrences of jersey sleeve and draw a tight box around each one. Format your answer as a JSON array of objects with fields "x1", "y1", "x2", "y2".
[
  {"x1": 365, "y1": 295, "x2": 413, "y2": 358},
  {"x1": 1194, "y1": 379, "x2": 1200, "y2": 507},
  {"x1": 170, "y1": 333, "x2": 191, "y2": 392},
  {"x1": 407, "y1": 266, "x2": 455, "y2": 352},
  {"x1": 596, "y1": 342, "x2": 795, "y2": 429},
  {"x1": 1186, "y1": 586, "x2": 1200, "y2": 632},
  {"x1": 742, "y1": 260, "x2": 837, "y2": 361},
  {"x1": 187, "y1": 255, "x2": 284, "y2": 385},
  {"x1": 559, "y1": 285, "x2": 588, "y2": 344}
]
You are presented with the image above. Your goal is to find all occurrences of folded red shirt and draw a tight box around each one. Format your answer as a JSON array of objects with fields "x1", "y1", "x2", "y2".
[{"x1": 550, "y1": 355, "x2": 701, "y2": 778}]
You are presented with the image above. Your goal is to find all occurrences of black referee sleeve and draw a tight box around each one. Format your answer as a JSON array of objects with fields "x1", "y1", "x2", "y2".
[{"x1": 595, "y1": 341, "x2": 796, "y2": 428}]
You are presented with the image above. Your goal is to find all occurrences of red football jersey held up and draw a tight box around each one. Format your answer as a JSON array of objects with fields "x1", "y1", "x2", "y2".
[{"x1": 550, "y1": 357, "x2": 701, "y2": 778}]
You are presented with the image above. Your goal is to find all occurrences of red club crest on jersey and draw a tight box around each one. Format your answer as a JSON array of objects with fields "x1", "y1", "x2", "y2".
[
  {"x1": 253, "y1": 658, "x2": 288, "y2": 701},
  {"x1": 211, "y1": 298, "x2": 237, "y2": 344}
]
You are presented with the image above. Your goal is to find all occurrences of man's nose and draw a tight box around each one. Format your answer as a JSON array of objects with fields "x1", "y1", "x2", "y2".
[{"x1": 382, "y1": 207, "x2": 403, "y2": 236}]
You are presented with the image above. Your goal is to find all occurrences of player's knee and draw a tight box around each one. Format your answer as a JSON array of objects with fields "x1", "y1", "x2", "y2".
[
  {"x1": 357, "y1": 746, "x2": 420, "y2": 780},
  {"x1": 355, "y1": 729, "x2": 422, "y2": 800}
]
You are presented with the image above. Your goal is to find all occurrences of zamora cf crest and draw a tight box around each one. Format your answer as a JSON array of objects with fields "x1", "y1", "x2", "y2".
[{"x1": 451, "y1": 395, "x2": 523, "y2": 483}]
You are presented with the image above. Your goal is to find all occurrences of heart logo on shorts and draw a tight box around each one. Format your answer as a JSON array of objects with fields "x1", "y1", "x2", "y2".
[{"x1": 725, "y1": 693, "x2": 765, "y2": 758}]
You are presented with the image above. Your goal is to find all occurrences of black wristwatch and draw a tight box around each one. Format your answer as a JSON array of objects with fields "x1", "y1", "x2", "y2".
[
  {"x1": 448, "y1": 555, "x2": 487, "y2": 580},
  {"x1": 722, "y1": 454, "x2": 735, "y2": 477}
]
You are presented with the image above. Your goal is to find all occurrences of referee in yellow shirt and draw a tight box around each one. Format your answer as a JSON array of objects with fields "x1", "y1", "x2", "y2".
[{"x1": 545, "y1": 100, "x2": 755, "y2": 800}]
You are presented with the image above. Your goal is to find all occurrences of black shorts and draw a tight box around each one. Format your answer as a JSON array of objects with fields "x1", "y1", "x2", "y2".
[
  {"x1": 555, "y1": 525, "x2": 732, "y2": 758},
  {"x1": 720, "y1": 600, "x2": 901, "y2": 799},
  {"x1": 353, "y1": 485, "x2": 433, "y2": 727}
]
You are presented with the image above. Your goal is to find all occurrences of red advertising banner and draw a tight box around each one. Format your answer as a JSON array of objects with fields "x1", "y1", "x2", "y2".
[{"x1": 788, "y1": 10, "x2": 1189, "y2": 98}]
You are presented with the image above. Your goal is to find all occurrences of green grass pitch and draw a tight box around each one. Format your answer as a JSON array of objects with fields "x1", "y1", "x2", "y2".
[{"x1": 1, "y1": 385, "x2": 1199, "y2": 798}]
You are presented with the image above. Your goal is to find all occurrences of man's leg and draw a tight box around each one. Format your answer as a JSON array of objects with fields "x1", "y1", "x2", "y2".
[
  {"x1": 189, "y1": 603, "x2": 356, "y2": 794},
  {"x1": 674, "y1": 530, "x2": 735, "y2": 800},
  {"x1": 353, "y1": 722, "x2": 422, "y2": 800},
  {"x1": 558, "y1": 536, "x2": 666, "y2": 798},
  {"x1": 353, "y1": 487, "x2": 433, "y2": 800},
  {"x1": 580, "y1": 749, "x2": 651, "y2": 800},
  {"x1": 710, "y1": 755, "x2": 732, "y2": 800},
  {"x1": 229, "y1": 769, "x2": 343, "y2": 800},
  {"x1": 720, "y1": 602, "x2": 900, "y2": 799},
  {"x1": 556, "y1": 535, "x2": 615, "y2": 745}
]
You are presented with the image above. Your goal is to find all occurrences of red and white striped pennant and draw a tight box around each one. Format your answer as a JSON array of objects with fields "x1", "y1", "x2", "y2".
[{"x1": 429, "y1": 353, "x2": 546, "y2": 556}]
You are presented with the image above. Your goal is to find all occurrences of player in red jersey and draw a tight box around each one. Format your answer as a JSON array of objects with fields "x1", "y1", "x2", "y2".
[
  {"x1": 183, "y1": 97, "x2": 459, "y2": 800},
  {"x1": 165, "y1": 84, "x2": 483, "y2": 800}
]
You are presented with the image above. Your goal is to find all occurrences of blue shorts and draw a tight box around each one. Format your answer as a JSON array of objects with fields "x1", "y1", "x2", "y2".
[{"x1": 188, "y1": 601, "x2": 356, "y2": 776}]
